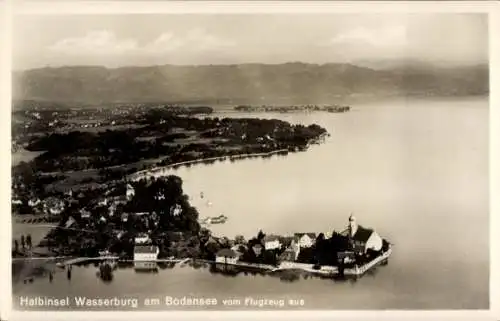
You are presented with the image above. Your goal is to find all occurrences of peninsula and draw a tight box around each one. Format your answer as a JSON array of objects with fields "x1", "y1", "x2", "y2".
[{"x1": 12, "y1": 102, "x2": 327, "y2": 197}]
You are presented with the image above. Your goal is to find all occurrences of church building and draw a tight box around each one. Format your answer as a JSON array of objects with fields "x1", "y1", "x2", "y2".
[{"x1": 347, "y1": 214, "x2": 383, "y2": 254}]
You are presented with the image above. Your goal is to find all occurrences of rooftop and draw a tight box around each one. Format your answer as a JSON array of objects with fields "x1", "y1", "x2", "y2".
[
  {"x1": 352, "y1": 225, "x2": 374, "y2": 242},
  {"x1": 263, "y1": 235, "x2": 281, "y2": 242},
  {"x1": 216, "y1": 248, "x2": 238, "y2": 258},
  {"x1": 294, "y1": 232, "x2": 316, "y2": 240}
]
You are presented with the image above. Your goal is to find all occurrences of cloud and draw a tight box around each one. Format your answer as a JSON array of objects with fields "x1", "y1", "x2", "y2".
[
  {"x1": 329, "y1": 25, "x2": 407, "y2": 48},
  {"x1": 145, "y1": 28, "x2": 235, "y2": 53},
  {"x1": 48, "y1": 30, "x2": 138, "y2": 55},
  {"x1": 48, "y1": 29, "x2": 235, "y2": 57}
]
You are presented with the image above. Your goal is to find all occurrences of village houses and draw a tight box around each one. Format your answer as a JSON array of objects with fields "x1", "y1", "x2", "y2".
[
  {"x1": 292, "y1": 232, "x2": 317, "y2": 248},
  {"x1": 279, "y1": 242, "x2": 301, "y2": 262},
  {"x1": 215, "y1": 248, "x2": 239, "y2": 265},
  {"x1": 263, "y1": 235, "x2": 281, "y2": 250},
  {"x1": 134, "y1": 233, "x2": 151, "y2": 245}
]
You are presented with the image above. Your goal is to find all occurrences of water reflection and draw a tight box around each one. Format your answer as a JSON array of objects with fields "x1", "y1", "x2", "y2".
[
  {"x1": 23, "y1": 260, "x2": 366, "y2": 288},
  {"x1": 97, "y1": 263, "x2": 114, "y2": 282},
  {"x1": 157, "y1": 262, "x2": 177, "y2": 269},
  {"x1": 134, "y1": 261, "x2": 159, "y2": 273},
  {"x1": 199, "y1": 262, "x2": 361, "y2": 284}
]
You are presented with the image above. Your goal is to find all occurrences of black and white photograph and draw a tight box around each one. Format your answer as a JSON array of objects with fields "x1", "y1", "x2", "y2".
[{"x1": 4, "y1": 1, "x2": 497, "y2": 318}]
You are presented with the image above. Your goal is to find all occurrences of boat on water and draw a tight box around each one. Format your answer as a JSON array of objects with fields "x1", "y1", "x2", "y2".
[
  {"x1": 199, "y1": 214, "x2": 228, "y2": 225},
  {"x1": 209, "y1": 214, "x2": 228, "y2": 224}
]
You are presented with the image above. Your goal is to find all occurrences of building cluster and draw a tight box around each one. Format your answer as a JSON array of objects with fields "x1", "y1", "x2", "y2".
[
  {"x1": 214, "y1": 215, "x2": 383, "y2": 267},
  {"x1": 12, "y1": 193, "x2": 68, "y2": 219}
]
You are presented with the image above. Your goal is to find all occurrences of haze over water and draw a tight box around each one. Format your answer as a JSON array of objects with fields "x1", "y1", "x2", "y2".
[{"x1": 13, "y1": 97, "x2": 489, "y2": 310}]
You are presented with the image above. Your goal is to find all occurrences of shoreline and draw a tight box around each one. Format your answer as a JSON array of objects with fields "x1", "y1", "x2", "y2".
[
  {"x1": 22, "y1": 247, "x2": 392, "y2": 279},
  {"x1": 129, "y1": 131, "x2": 328, "y2": 180},
  {"x1": 129, "y1": 148, "x2": 289, "y2": 180}
]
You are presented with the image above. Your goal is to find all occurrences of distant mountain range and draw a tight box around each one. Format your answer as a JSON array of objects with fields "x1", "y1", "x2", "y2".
[{"x1": 12, "y1": 62, "x2": 489, "y2": 105}]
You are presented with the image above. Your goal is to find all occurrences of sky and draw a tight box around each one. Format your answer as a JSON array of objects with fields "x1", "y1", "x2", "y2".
[{"x1": 12, "y1": 13, "x2": 488, "y2": 70}]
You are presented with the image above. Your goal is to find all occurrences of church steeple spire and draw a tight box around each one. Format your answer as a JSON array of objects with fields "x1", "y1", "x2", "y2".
[{"x1": 348, "y1": 213, "x2": 358, "y2": 238}]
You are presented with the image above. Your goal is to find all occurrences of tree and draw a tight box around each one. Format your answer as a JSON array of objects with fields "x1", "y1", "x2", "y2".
[
  {"x1": 257, "y1": 230, "x2": 265, "y2": 243},
  {"x1": 241, "y1": 247, "x2": 258, "y2": 263},
  {"x1": 219, "y1": 237, "x2": 231, "y2": 248},
  {"x1": 234, "y1": 235, "x2": 246, "y2": 245},
  {"x1": 314, "y1": 233, "x2": 326, "y2": 264},
  {"x1": 205, "y1": 239, "x2": 220, "y2": 256},
  {"x1": 188, "y1": 235, "x2": 201, "y2": 248},
  {"x1": 199, "y1": 228, "x2": 211, "y2": 244}
]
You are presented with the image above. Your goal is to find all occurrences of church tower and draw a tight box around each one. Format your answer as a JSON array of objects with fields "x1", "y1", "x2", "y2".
[{"x1": 348, "y1": 213, "x2": 358, "y2": 238}]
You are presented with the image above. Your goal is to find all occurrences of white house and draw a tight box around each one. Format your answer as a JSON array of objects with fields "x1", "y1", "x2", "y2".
[
  {"x1": 293, "y1": 233, "x2": 316, "y2": 248},
  {"x1": 126, "y1": 184, "x2": 135, "y2": 201},
  {"x1": 215, "y1": 248, "x2": 239, "y2": 265},
  {"x1": 279, "y1": 242, "x2": 301, "y2": 262},
  {"x1": 170, "y1": 204, "x2": 183, "y2": 216},
  {"x1": 347, "y1": 215, "x2": 383, "y2": 254},
  {"x1": 97, "y1": 198, "x2": 108, "y2": 207},
  {"x1": 134, "y1": 233, "x2": 151, "y2": 244},
  {"x1": 133, "y1": 245, "x2": 159, "y2": 261},
  {"x1": 49, "y1": 207, "x2": 63, "y2": 216},
  {"x1": 28, "y1": 198, "x2": 41, "y2": 207},
  {"x1": 65, "y1": 216, "x2": 77, "y2": 228},
  {"x1": 108, "y1": 204, "x2": 117, "y2": 217},
  {"x1": 263, "y1": 235, "x2": 281, "y2": 250},
  {"x1": 80, "y1": 209, "x2": 91, "y2": 219}
]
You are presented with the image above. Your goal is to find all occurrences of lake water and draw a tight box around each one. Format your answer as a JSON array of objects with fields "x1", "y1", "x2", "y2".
[{"x1": 13, "y1": 97, "x2": 489, "y2": 310}]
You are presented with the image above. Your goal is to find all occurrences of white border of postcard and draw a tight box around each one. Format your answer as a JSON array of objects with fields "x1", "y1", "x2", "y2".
[{"x1": 1, "y1": 1, "x2": 499, "y2": 321}]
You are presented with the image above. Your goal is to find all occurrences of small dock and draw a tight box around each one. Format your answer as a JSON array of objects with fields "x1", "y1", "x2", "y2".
[{"x1": 61, "y1": 256, "x2": 191, "y2": 266}]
